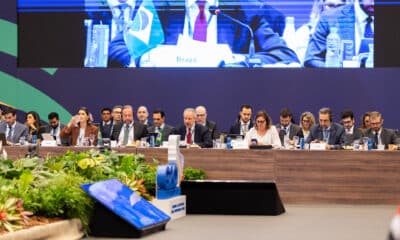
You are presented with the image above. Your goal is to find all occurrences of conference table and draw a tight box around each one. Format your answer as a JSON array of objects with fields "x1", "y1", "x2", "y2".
[{"x1": 4, "y1": 146, "x2": 400, "y2": 205}]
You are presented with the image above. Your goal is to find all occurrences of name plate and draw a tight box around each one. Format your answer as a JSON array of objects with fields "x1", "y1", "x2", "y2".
[
  {"x1": 140, "y1": 38, "x2": 233, "y2": 67},
  {"x1": 309, "y1": 143, "x2": 326, "y2": 150},
  {"x1": 41, "y1": 140, "x2": 57, "y2": 147}
]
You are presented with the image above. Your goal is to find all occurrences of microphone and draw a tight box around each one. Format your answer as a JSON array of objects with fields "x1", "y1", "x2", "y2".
[{"x1": 209, "y1": 6, "x2": 255, "y2": 59}]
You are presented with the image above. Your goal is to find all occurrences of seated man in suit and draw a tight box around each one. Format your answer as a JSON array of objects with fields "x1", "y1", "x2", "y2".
[
  {"x1": 112, "y1": 105, "x2": 123, "y2": 125},
  {"x1": 229, "y1": 104, "x2": 253, "y2": 136},
  {"x1": 362, "y1": 111, "x2": 399, "y2": 149},
  {"x1": 195, "y1": 105, "x2": 219, "y2": 140},
  {"x1": 172, "y1": 108, "x2": 212, "y2": 148},
  {"x1": 137, "y1": 106, "x2": 153, "y2": 127},
  {"x1": 275, "y1": 107, "x2": 301, "y2": 145},
  {"x1": 340, "y1": 109, "x2": 363, "y2": 145},
  {"x1": 0, "y1": 108, "x2": 29, "y2": 145},
  {"x1": 147, "y1": 109, "x2": 174, "y2": 146},
  {"x1": 112, "y1": 105, "x2": 148, "y2": 146},
  {"x1": 306, "y1": 107, "x2": 347, "y2": 149},
  {"x1": 99, "y1": 107, "x2": 114, "y2": 139},
  {"x1": 39, "y1": 112, "x2": 68, "y2": 145},
  {"x1": 304, "y1": 0, "x2": 374, "y2": 67},
  {"x1": 107, "y1": 0, "x2": 299, "y2": 67}
]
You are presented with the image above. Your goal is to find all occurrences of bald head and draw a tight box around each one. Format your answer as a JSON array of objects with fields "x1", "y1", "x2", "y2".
[{"x1": 195, "y1": 105, "x2": 207, "y2": 125}]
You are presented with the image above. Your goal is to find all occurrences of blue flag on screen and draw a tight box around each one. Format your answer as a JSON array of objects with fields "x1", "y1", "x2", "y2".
[{"x1": 124, "y1": 0, "x2": 164, "y2": 59}]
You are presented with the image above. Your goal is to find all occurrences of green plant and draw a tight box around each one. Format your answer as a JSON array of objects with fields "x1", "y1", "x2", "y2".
[{"x1": 183, "y1": 167, "x2": 206, "y2": 180}]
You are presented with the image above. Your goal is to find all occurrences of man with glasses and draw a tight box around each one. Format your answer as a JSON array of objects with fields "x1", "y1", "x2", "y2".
[
  {"x1": 362, "y1": 111, "x2": 399, "y2": 149},
  {"x1": 341, "y1": 109, "x2": 363, "y2": 145},
  {"x1": 306, "y1": 107, "x2": 346, "y2": 149},
  {"x1": 195, "y1": 105, "x2": 219, "y2": 140},
  {"x1": 112, "y1": 105, "x2": 123, "y2": 124},
  {"x1": 172, "y1": 108, "x2": 212, "y2": 148}
]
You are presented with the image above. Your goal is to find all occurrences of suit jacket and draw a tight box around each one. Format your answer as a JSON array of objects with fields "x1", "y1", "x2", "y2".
[
  {"x1": 275, "y1": 123, "x2": 301, "y2": 139},
  {"x1": 0, "y1": 121, "x2": 29, "y2": 144},
  {"x1": 112, "y1": 121, "x2": 148, "y2": 143},
  {"x1": 172, "y1": 124, "x2": 212, "y2": 148},
  {"x1": 205, "y1": 120, "x2": 219, "y2": 140},
  {"x1": 108, "y1": 0, "x2": 299, "y2": 67},
  {"x1": 304, "y1": 4, "x2": 356, "y2": 67},
  {"x1": 99, "y1": 120, "x2": 114, "y2": 139},
  {"x1": 362, "y1": 128, "x2": 399, "y2": 148},
  {"x1": 147, "y1": 124, "x2": 174, "y2": 142},
  {"x1": 229, "y1": 121, "x2": 254, "y2": 135},
  {"x1": 344, "y1": 127, "x2": 363, "y2": 145},
  {"x1": 60, "y1": 123, "x2": 98, "y2": 146},
  {"x1": 306, "y1": 122, "x2": 347, "y2": 149}
]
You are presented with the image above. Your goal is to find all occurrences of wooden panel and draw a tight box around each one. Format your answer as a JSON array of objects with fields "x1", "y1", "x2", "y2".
[
  {"x1": 275, "y1": 150, "x2": 400, "y2": 204},
  {"x1": 137, "y1": 148, "x2": 276, "y2": 180}
]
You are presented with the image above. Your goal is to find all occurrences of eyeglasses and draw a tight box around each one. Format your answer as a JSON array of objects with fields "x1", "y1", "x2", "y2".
[
  {"x1": 256, "y1": 120, "x2": 266, "y2": 124},
  {"x1": 302, "y1": 119, "x2": 310, "y2": 123},
  {"x1": 370, "y1": 121, "x2": 381, "y2": 126}
]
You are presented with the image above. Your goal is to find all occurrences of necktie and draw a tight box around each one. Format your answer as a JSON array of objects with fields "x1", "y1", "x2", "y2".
[
  {"x1": 186, "y1": 128, "x2": 192, "y2": 144},
  {"x1": 156, "y1": 127, "x2": 162, "y2": 145},
  {"x1": 117, "y1": 4, "x2": 129, "y2": 32},
  {"x1": 373, "y1": 131, "x2": 379, "y2": 149},
  {"x1": 359, "y1": 16, "x2": 374, "y2": 54},
  {"x1": 364, "y1": 16, "x2": 373, "y2": 39},
  {"x1": 283, "y1": 126, "x2": 287, "y2": 135},
  {"x1": 193, "y1": 0, "x2": 207, "y2": 42},
  {"x1": 242, "y1": 123, "x2": 248, "y2": 135},
  {"x1": 323, "y1": 129, "x2": 329, "y2": 143},
  {"x1": 123, "y1": 124, "x2": 130, "y2": 145},
  {"x1": 7, "y1": 125, "x2": 12, "y2": 141}
]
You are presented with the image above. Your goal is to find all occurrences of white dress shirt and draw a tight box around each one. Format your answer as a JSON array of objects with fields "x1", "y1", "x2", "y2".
[{"x1": 244, "y1": 126, "x2": 282, "y2": 148}]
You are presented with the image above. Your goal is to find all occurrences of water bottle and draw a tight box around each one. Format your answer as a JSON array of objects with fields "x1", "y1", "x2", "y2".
[
  {"x1": 282, "y1": 16, "x2": 296, "y2": 50},
  {"x1": 32, "y1": 135, "x2": 37, "y2": 145},
  {"x1": 149, "y1": 135, "x2": 155, "y2": 148},
  {"x1": 365, "y1": 43, "x2": 374, "y2": 68},
  {"x1": 325, "y1": 26, "x2": 342, "y2": 67},
  {"x1": 300, "y1": 138, "x2": 305, "y2": 150},
  {"x1": 367, "y1": 138, "x2": 372, "y2": 150},
  {"x1": 226, "y1": 137, "x2": 232, "y2": 149}
]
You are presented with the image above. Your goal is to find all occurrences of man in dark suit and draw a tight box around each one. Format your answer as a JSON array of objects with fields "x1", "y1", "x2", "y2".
[
  {"x1": 195, "y1": 106, "x2": 219, "y2": 140},
  {"x1": 0, "y1": 108, "x2": 29, "y2": 145},
  {"x1": 306, "y1": 107, "x2": 346, "y2": 149},
  {"x1": 275, "y1": 107, "x2": 301, "y2": 145},
  {"x1": 39, "y1": 112, "x2": 68, "y2": 146},
  {"x1": 99, "y1": 107, "x2": 114, "y2": 139},
  {"x1": 108, "y1": 0, "x2": 299, "y2": 67},
  {"x1": 112, "y1": 105, "x2": 148, "y2": 146},
  {"x1": 173, "y1": 108, "x2": 212, "y2": 148},
  {"x1": 340, "y1": 109, "x2": 363, "y2": 145},
  {"x1": 147, "y1": 109, "x2": 174, "y2": 146},
  {"x1": 229, "y1": 104, "x2": 253, "y2": 136},
  {"x1": 304, "y1": 0, "x2": 374, "y2": 67},
  {"x1": 362, "y1": 111, "x2": 399, "y2": 149}
]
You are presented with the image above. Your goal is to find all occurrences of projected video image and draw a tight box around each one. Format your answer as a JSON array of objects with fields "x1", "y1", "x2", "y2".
[{"x1": 17, "y1": 0, "x2": 374, "y2": 68}]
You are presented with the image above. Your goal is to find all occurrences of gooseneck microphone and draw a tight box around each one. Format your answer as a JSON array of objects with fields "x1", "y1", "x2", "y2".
[{"x1": 209, "y1": 5, "x2": 255, "y2": 59}]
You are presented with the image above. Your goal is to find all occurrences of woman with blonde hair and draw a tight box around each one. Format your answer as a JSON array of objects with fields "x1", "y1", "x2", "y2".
[
  {"x1": 297, "y1": 111, "x2": 316, "y2": 140},
  {"x1": 244, "y1": 110, "x2": 282, "y2": 148}
]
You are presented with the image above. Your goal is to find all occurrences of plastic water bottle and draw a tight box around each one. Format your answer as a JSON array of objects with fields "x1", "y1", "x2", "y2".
[
  {"x1": 325, "y1": 26, "x2": 341, "y2": 67},
  {"x1": 300, "y1": 138, "x2": 305, "y2": 150},
  {"x1": 365, "y1": 43, "x2": 374, "y2": 68},
  {"x1": 32, "y1": 135, "x2": 37, "y2": 145},
  {"x1": 149, "y1": 135, "x2": 155, "y2": 147},
  {"x1": 282, "y1": 16, "x2": 296, "y2": 50},
  {"x1": 367, "y1": 138, "x2": 372, "y2": 150},
  {"x1": 226, "y1": 137, "x2": 232, "y2": 149}
]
